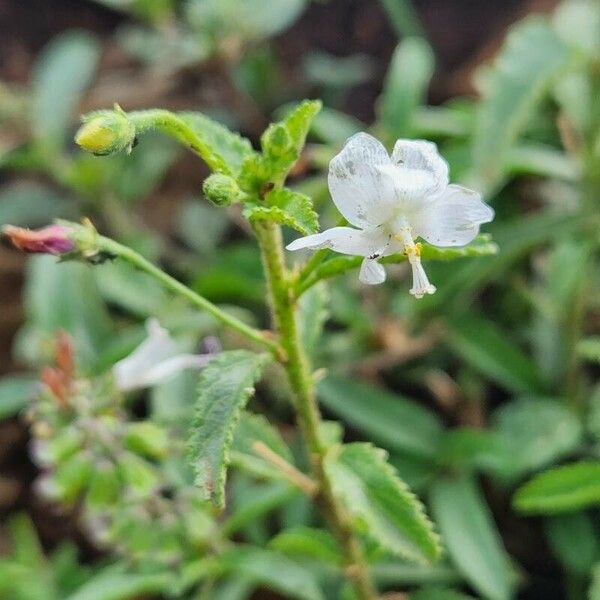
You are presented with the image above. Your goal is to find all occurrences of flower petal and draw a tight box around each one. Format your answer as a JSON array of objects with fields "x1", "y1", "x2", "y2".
[
  {"x1": 359, "y1": 258, "x2": 386, "y2": 285},
  {"x1": 412, "y1": 184, "x2": 494, "y2": 247},
  {"x1": 113, "y1": 319, "x2": 209, "y2": 391},
  {"x1": 328, "y1": 132, "x2": 397, "y2": 228},
  {"x1": 391, "y1": 139, "x2": 449, "y2": 195},
  {"x1": 286, "y1": 226, "x2": 389, "y2": 257}
]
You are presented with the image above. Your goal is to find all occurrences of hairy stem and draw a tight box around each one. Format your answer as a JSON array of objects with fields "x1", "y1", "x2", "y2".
[
  {"x1": 98, "y1": 236, "x2": 282, "y2": 357},
  {"x1": 253, "y1": 220, "x2": 377, "y2": 600}
]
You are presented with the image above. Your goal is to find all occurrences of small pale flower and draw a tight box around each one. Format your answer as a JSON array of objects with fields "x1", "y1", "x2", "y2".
[
  {"x1": 286, "y1": 133, "x2": 494, "y2": 298},
  {"x1": 113, "y1": 319, "x2": 213, "y2": 392}
]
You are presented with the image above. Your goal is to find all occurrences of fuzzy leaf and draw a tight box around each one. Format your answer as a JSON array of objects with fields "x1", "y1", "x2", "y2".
[
  {"x1": 324, "y1": 442, "x2": 441, "y2": 564},
  {"x1": 244, "y1": 189, "x2": 319, "y2": 235},
  {"x1": 179, "y1": 111, "x2": 256, "y2": 175},
  {"x1": 513, "y1": 462, "x2": 600, "y2": 514},
  {"x1": 188, "y1": 350, "x2": 270, "y2": 507},
  {"x1": 430, "y1": 475, "x2": 515, "y2": 600},
  {"x1": 471, "y1": 18, "x2": 568, "y2": 192},
  {"x1": 241, "y1": 100, "x2": 321, "y2": 192}
]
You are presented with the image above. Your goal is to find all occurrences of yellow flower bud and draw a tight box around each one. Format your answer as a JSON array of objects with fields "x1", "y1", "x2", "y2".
[{"x1": 75, "y1": 104, "x2": 135, "y2": 156}]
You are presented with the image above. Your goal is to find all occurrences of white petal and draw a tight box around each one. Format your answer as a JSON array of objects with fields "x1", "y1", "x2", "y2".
[
  {"x1": 286, "y1": 226, "x2": 389, "y2": 257},
  {"x1": 409, "y1": 261, "x2": 436, "y2": 299},
  {"x1": 124, "y1": 354, "x2": 212, "y2": 390},
  {"x1": 328, "y1": 132, "x2": 397, "y2": 228},
  {"x1": 412, "y1": 184, "x2": 494, "y2": 247},
  {"x1": 113, "y1": 319, "x2": 209, "y2": 391},
  {"x1": 359, "y1": 258, "x2": 386, "y2": 285},
  {"x1": 391, "y1": 139, "x2": 449, "y2": 195}
]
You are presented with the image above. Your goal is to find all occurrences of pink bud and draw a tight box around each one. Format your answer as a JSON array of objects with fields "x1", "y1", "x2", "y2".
[{"x1": 2, "y1": 224, "x2": 74, "y2": 255}]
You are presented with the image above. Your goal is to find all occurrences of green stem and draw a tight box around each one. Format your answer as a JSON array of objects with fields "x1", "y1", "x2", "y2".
[
  {"x1": 127, "y1": 110, "x2": 232, "y2": 174},
  {"x1": 98, "y1": 235, "x2": 282, "y2": 357},
  {"x1": 253, "y1": 220, "x2": 377, "y2": 600}
]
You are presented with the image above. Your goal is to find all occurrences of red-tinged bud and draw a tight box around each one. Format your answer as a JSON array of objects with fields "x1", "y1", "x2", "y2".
[{"x1": 2, "y1": 224, "x2": 74, "y2": 255}]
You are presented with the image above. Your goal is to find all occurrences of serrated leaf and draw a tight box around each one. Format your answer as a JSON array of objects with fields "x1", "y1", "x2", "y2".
[
  {"x1": 230, "y1": 412, "x2": 293, "y2": 481},
  {"x1": 430, "y1": 475, "x2": 514, "y2": 600},
  {"x1": 324, "y1": 442, "x2": 441, "y2": 564},
  {"x1": 513, "y1": 462, "x2": 600, "y2": 514},
  {"x1": 318, "y1": 375, "x2": 443, "y2": 460},
  {"x1": 270, "y1": 526, "x2": 343, "y2": 565},
  {"x1": 188, "y1": 350, "x2": 270, "y2": 507},
  {"x1": 376, "y1": 37, "x2": 434, "y2": 140},
  {"x1": 446, "y1": 314, "x2": 545, "y2": 395},
  {"x1": 241, "y1": 100, "x2": 321, "y2": 191},
  {"x1": 492, "y1": 398, "x2": 582, "y2": 479},
  {"x1": 470, "y1": 18, "x2": 568, "y2": 192},
  {"x1": 213, "y1": 546, "x2": 324, "y2": 600},
  {"x1": 244, "y1": 188, "x2": 319, "y2": 235},
  {"x1": 179, "y1": 111, "x2": 256, "y2": 175}
]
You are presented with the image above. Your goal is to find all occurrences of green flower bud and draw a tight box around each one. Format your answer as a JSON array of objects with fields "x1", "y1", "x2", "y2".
[
  {"x1": 87, "y1": 460, "x2": 121, "y2": 508},
  {"x1": 75, "y1": 104, "x2": 135, "y2": 156},
  {"x1": 262, "y1": 123, "x2": 292, "y2": 158},
  {"x1": 202, "y1": 173, "x2": 243, "y2": 206},
  {"x1": 118, "y1": 452, "x2": 160, "y2": 499}
]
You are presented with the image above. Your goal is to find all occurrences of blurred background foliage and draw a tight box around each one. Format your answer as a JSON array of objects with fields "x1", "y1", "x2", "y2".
[{"x1": 0, "y1": 0, "x2": 599, "y2": 599}]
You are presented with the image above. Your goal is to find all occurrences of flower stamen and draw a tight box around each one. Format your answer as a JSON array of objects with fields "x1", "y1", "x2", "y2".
[{"x1": 394, "y1": 227, "x2": 436, "y2": 299}]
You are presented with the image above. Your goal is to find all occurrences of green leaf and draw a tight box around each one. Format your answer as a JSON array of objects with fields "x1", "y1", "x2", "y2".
[
  {"x1": 270, "y1": 526, "x2": 343, "y2": 565},
  {"x1": 188, "y1": 350, "x2": 270, "y2": 507},
  {"x1": 376, "y1": 37, "x2": 435, "y2": 140},
  {"x1": 16, "y1": 256, "x2": 113, "y2": 370},
  {"x1": 32, "y1": 31, "x2": 100, "y2": 145},
  {"x1": 0, "y1": 184, "x2": 75, "y2": 228},
  {"x1": 470, "y1": 17, "x2": 568, "y2": 192},
  {"x1": 179, "y1": 111, "x2": 256, "y2": 175},
  {"x1": 430, "y1": 475, "x2": 515, "y2": 600},
  {"x1": 513, "y1": 462, "x2": 600, "y2": 514},
  {"x1": 318, "y1": 375, "x2": 443, "y2": 460},
  {"x1": 310, "y1": 107, "x2": 364, "y2": 146},
  {"x1": 66, "y1": 569, "x2": 170, "y2": 600},
  {"x1": 230, "y1": 412, "x2": 293, "y2": 481},
  {"x1": 438, "y1": 428, "x2": 513, "y2": 475},
  {"x1": 244, "y1": 188, "x2": 319, "y2": 235},
  {"x1": 411, "y1": 588, "x2": 476, "y2": 600},
  {"x1": 324, "y1": 442, "x2": 441, "y2": 564},
  {"x1": 492, "y1": 398, "x2": 582, "y2": 478},
  {"x1": 446, "y1": 314, "x2": 545, "y2": 395},
  {"x1": 0, "y1": 375, "x2": 37, "y2": 419},
  {"x1": 591, "y1": 563, "x2": 600, "y2": 600},
  {"x1": 213, "y1": 546, "x2": 324, "y2": 600},
  {"x1": 577, "y1": 337, "x2": 600, "y2": 363},
  {"x1": 223, "y1": 480, "x2": 296, "y2": 537},
  {"x1": 241, "y1": 100, "x2": 321, "y2": 191},
  {"x1": 544, "y1": 512, "x2": 599, "y2": 574},
  {"x1": 298, "y1": 281, "x2": 329, "y2": 358}
]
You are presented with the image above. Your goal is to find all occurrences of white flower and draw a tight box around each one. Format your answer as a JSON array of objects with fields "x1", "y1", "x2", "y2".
[
  {"x1": 113, "y1": 319, "x2": 213, "y2": 391},
  {"x1": 286, "y1": 133, "x2": 494, "y2": 298}
]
